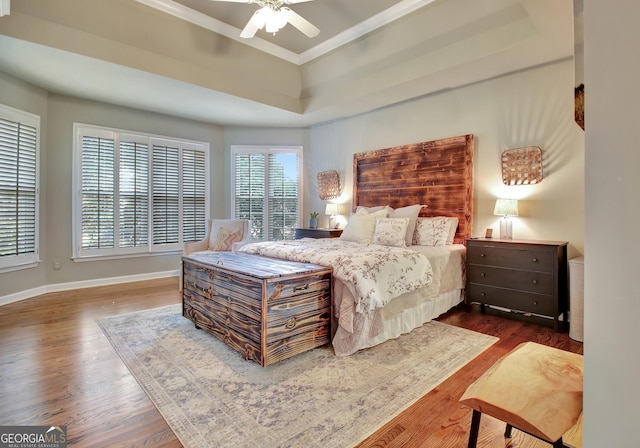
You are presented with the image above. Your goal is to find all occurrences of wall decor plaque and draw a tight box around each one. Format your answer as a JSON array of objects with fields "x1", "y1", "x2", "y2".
[
  {"x1": 317, "y1": 170, "x2": 341, "y2": 200},
  {"x1": 501, "y1": 146, "x2": 543, "y2": 185}
]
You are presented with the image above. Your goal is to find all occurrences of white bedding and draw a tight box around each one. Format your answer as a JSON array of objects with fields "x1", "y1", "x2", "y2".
[
  {"x1": 239, "y1": 239, "x2": 466, "y2": 356},
  {"x1": 333, "y1": 244, "x2": 466, "y2": 355},
  {"x1": 238, "y1": 238, "x2": 433, "y2": 314}
]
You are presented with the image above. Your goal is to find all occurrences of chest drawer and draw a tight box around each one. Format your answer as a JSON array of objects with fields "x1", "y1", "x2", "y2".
[
  {"x1": 468, "y1": 265, "x2": 553, "y2": 295},
  {"x1": 467, "y1": 245, "x2": 554, "y2": 272},
  {"x1": 467, "y1": 284, "x2": 554, "y2": 315}
]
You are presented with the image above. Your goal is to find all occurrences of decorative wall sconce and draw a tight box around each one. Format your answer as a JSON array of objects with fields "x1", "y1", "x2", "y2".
[
  {"x1": 501, "y1": 146, "x2": 543, "y2": 185},
  {"x1": 317, "y1": 170, "x2": 341, "y2": 200},
  {"x1": 493, "y1": 198, "x2": 519, "y2": 240}
]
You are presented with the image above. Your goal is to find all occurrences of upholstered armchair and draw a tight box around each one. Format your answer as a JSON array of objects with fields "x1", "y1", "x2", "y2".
[{"x1": 184, "y1": 219, "x2": 252, "y2": 255}]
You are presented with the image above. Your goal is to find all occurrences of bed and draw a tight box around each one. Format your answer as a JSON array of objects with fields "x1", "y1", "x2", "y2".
[{"x1": 240, "y1": 134, "x2": 474, "y2": 355}]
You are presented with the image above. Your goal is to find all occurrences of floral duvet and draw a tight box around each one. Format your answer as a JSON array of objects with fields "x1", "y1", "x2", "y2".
[{"x1": 238, "y1": 238, "x2": 433, "y2": 315}]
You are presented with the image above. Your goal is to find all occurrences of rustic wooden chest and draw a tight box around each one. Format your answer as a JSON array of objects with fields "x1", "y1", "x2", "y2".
[{"x1": 182, "y1": 251, "x2": 332, "y2": 367}]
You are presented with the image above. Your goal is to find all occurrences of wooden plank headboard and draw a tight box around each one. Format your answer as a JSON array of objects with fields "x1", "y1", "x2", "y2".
[{"x1": 353, "y1": 134, "x2": 474, "y2": 244}]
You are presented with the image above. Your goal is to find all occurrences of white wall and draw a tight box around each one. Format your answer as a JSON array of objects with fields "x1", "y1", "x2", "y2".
[
  {"x1": 583, "y1": 1, "x2": 639, "y2": 446},
  {"x1": 307, "y1": 59, "x2": 585, "y2": 258}
]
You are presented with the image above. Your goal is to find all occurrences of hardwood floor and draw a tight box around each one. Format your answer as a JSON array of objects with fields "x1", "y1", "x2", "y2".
[{"x1": 0, "y1": 278, "x2": 583, "y2": 447}]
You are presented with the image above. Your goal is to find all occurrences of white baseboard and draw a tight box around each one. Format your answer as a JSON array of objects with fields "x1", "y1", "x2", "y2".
[{"x1": 0, "y1": 270, "x2": 180, "y2": 307}]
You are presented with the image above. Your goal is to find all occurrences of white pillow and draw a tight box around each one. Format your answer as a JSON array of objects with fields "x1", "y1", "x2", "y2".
[
  {"x1": 389, "y1": 204, "x2": 422, "y2": 246},
  {"x1": 372, "y1": 217, "x2": 410, "y2": 247},
  {"x1": 340, "y1": 208, "x2": 388, "y2": 244},
  {"x1": 355, "y1": 205, "x2": 393, "y2": 216},
  {"x1": 413, "y1": 217, "x2": 456, "y2": 246},
  {"x1": 445, "y1": 217, "x2": 459, "y2": 244},
  {"x1": 208, "y1": 221, "x2": 244, "y2": 250}
]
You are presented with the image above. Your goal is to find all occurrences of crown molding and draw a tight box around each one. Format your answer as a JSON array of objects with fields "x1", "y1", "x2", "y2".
[
  {"x1": 298, "y1": 0, "x2": 436, "y2": 64},
  {"x1": 135, "y1": 0, "x2": 436, "y2": 65}
]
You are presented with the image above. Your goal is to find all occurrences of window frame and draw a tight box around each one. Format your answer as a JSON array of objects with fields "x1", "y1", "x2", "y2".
[
  {"x1": 0, "y1": 104, "x2": 41, "y2": 272},
  {"x1": 72, "y1": 123, "x2": 210, "y2": 261},
  {"x1": 231, "y1": 145, "x2": 303, "y2": 242}
]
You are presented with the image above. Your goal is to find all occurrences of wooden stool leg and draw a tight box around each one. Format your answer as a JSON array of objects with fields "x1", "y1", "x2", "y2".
[
  {"x1": 467, "y1": 410, "x2": 482, "y2": 448},
  {"x1": 504, "y1": 423, "x2": 513, "y2": 438}
]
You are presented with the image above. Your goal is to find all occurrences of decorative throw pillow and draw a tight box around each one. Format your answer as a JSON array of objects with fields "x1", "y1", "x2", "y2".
[
  {"x1": 445, "y1": 217, "x2": 459, "y2": 244},
  {"x1": 389, "y1": 204, "x2": 423, "y2": 246},
  {"x1": 340, "y1": 208, "x2": 388, "y2": 244},
  {"x1": 413, "y1": 217, "x2": 452, "y2": 246},
  {"x1": 355, "y1": 205, "x2": 393, "y2": 216},
  {"x1": 372, "y1": 217, "x2": 410, "y2": 247},
  {"x1": 208, "y1": 222, "x2": 244, "y2": 251}
]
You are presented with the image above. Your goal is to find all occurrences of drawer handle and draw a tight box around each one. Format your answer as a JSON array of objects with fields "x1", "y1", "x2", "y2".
[
  {"x1": 532, "y1": 279, "x2": 539, "y2": 285},
  {"x1": 532, "y1": 257, "x2": 539, "y2": 263},
  {"x1": 533, "y1": 301, "x2": 539, "y2": 306},
  {"x1": 285, "y1": 317, "x2": 297, "y2": 329},
  {"x1": 294, "y1": 284, "x2": 310, "y2": 292},
  {"x1": 480, "y1": 292, "x2": 486, "y2": 298},
  {"x1": 480, "y1": 253, "x2": 486, "y2": 258},
  {"x1": 480, "y1": 273, "x2": 486, "y2": 278}
]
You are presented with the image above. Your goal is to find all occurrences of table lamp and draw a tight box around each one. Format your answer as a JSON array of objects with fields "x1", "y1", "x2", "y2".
[
  {"x1": 325, "y1": 203, "x2": 340, "y2": 229},
  {"x1": 493, "y1": 198, "x2": 518, "y2": 239}
]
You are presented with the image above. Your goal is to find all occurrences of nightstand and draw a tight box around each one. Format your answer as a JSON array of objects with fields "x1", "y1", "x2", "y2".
[
  {"x1": 466, "y1": 238, "x2": 568, "y2": 331},
  {"x1": 295, "y1": 228, "x2": 343, "y2": 239}
]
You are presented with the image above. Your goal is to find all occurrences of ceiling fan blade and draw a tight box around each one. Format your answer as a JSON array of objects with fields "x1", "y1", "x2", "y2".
[
  {"x1": 207, "y1": 0, "x2": 254, "y2": 3},
  {"x1": 282, "y1": 7, "x2": 319, "y2": 38},
  {"x1": 285, "y1": 0, "x2": 314, "y2": 4},
  {"x1": 239, "y1": 10, "x2": 261, "y2": 38}
]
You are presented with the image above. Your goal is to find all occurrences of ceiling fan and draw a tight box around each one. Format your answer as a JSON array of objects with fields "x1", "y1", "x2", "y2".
[{"x1": 209, "y1": 0, "x2": 320, "y2": 39}]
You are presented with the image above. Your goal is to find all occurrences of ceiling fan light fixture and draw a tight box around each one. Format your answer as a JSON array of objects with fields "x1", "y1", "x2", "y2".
[{"x1": 252, "y1": 6, "x2": 288, "y2": 35}]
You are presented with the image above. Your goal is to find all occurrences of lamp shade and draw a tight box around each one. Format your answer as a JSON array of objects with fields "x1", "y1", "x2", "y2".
[
  {"x1": 493, "y1": 198, "x2": 519, "y2": 217},
  {"x1": 325, "y1": 203, "x2": 340, "y2": 215}
]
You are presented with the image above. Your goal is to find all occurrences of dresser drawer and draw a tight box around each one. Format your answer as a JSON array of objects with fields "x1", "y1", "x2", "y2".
[
  {"x1": 467, "y1": 245, "x2": 555, "y2": 273},
  {"x1": 467, "y1": 284, "x2": 554, "y2": 316},
  {"x1": 468, "y1": 265, "x2": 554, "y2": 295}
]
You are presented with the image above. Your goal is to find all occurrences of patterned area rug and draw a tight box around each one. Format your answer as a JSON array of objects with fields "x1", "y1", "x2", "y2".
[{"x1": 97, "y1": 304, "x2": 497, "y2": 448}]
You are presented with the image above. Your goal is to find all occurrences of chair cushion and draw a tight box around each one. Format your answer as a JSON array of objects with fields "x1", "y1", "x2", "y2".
[{"x1": 208, "y1": 221, "x2": 245, "y2": 251}]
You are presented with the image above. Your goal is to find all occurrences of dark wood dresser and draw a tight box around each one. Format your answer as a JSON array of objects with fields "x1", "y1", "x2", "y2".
[
  {"x1": 182, "y1": 251, "x2": 332, "y2": 367},
  {"x1": 295, "y1": 228, "x2": 343, "y2": 239},
  {"x1": 466, "y1": 238, "x2": 568, "y2": 331}
]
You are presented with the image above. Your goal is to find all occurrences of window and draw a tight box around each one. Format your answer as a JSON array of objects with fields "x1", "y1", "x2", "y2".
[
  {"x1": 232, "y1": 146, "x2": 302, "y2": 241},
  {"x1": 0, "y1": 104, "x2": 40, "y2": 271},
  {"x1": 74, "y1": 124, "x2": 209, "y2": 259}
]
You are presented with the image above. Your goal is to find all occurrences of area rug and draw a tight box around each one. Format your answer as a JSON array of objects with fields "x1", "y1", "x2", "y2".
[{"x1": 97, "y1": 304, "x2": 497, "y2": 448}]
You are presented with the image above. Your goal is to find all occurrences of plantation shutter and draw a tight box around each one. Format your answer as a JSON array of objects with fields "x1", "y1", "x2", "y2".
[
  {"x1": 268, "y1": 152, "x2": 299, "y2": 241},
  {"x1": 118, "y1": 138, "x2": 149, "y2": 248},
  {"x1": 81, "y1": 134, "x2": 115, "y2": 251},
  {"x1": 232, "y1": 147, "x2": 300, "y2": 242},
  {"x1": 74, "y1": 125, "x2": 209, "y2": 258},
  {"x1": 0, "y1": 111, "x2": 39, "y2": 268},
  {"x1": 151, "y1": 141, "x2": 180, "y2": 250},
  {"x1": 182, "y1": 147, "x2": 207, "y2": 243},
  {"x1": 234, "y1": 152, "x2": 265, "y2": 240}
]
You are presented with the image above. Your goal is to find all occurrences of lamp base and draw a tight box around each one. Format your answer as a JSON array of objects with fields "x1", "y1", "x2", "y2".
[{"x1": 500, "y1": 218, "x2": 513, "y2": 240}]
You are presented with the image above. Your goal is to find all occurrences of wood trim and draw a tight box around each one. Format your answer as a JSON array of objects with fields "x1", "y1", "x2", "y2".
[{"x1": 353, "y1": 134, "x2": 474, "y2": 244}]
